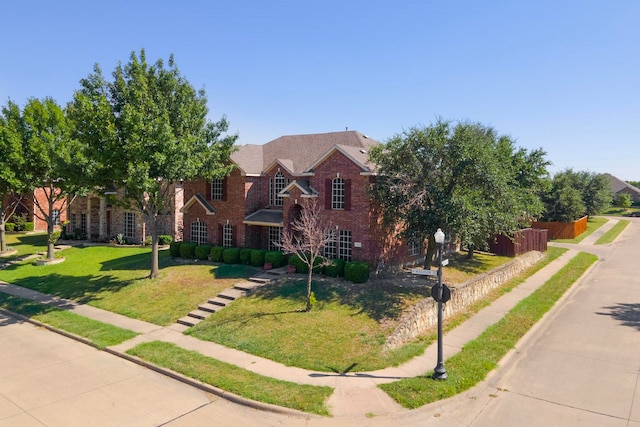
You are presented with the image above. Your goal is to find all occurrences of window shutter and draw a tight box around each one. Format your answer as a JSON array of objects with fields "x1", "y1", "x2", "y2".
[
  {"x1": 325, "y1": 179, "x2": 332, "y2": 210},
  {"x1": 344, "y1": 179, "x2": 352, "y2": 211},
  {"x1": 218, "y1": 224, "x2": 223, "y2": 246},
  {"x1": 232, "y1": 225, "x2": 236, "y2": 247},
  {"x1": 222, "y1": 178, "x2": 227, "y2": 201},
  {"x1": 208, "y1": 180, "x2": 213, "y2": 200}
]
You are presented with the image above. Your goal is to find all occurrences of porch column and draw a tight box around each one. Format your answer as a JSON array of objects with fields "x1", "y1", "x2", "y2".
[{"x1": 99, "y1": 197, "x2": 106, "y2": 240}]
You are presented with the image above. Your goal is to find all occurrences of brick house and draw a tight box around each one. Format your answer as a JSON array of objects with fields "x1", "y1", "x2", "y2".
[
  {"x1": 7, "y1": 188, "x2": 68, "y2": 232},
  {"x1": 66, "y1": 184, "x2": 184, "y2": 243},
  {"x1": 181, "y1": 131, "x2": 424, "y2": 268}
]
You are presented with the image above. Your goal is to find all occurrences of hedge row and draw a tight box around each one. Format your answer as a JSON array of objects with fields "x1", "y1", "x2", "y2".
[
  {"x1": 168, "y1": 242, "x2": 370, "y2": 283},
  {"x1": 287, "y1": 255, "x2": 370, "y2": 283},
  {"x1": 4, "y1": 222, "x2": 34, "y2": 232}
]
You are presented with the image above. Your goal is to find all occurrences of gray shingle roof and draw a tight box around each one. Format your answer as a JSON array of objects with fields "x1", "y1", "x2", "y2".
[
  {"x1": 243, "y1": 209, "x2": 284, "y2": 226},
  {"x1": 604, "y1": 173, "x2": 640, "y2": 195},
  {"x1": 230, "y1": 130, "x2": 379, "y2": 175}
]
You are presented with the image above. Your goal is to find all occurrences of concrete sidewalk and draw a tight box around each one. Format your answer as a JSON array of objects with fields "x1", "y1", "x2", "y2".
[{"x1": 0, "y1": 244, "x2": 582, "y2": 419}]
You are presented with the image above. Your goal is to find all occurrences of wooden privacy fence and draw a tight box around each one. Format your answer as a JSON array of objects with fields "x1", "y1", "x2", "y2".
[
  {"x1": 489, "y1": 228, "x2": 548, "y2": 257},
  {"x1": 531, "y1": 216, "x2": 588, "y2": 240}
]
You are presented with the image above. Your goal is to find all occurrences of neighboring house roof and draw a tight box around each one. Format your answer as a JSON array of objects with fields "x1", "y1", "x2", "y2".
[
  {"x1": 604, "y1": 173, "x2": 640, "y2": 195},
  {"x1": 230, "y1": 130, "x2": 379, "y2": 176},
  {"x1": 243, "y1": 209, "x2": 283, "y2": 226},
  {"x1": 181, "y1": 194, "x2": 215, "y2": 215}
]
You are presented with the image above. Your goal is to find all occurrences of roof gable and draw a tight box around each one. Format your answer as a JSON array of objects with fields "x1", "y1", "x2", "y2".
[{"x1": 231, "y1": 130, "x2": 379, "y2": 176}]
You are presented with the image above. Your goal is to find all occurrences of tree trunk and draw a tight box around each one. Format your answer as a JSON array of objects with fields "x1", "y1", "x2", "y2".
[
  {"x1": 424, "y1": 234, "x2": 437, "y2": 269},
  {"x1": 466, "y1": 243, "x2": 475, "y2": 259},
  {"x1": 306, "y1": 268, "x2": 313, "y2": 312},
  {"x1": 149, "y1": 217, "x2": 159, "y2": 279},
  {"x1": 0, "y1": 220, "x2": 6, "y2": 253},
  {"x1": 47, "y1": 222, "x2": 55, "y2": 261}
]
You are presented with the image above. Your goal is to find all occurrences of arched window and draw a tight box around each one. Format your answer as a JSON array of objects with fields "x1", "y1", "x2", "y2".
[
  {"x1": 271, "y1": 171, "x2": 287, "y2": 206},
  {"x1": 223, "y1": 223, "x2": 233, "y2": 248}
]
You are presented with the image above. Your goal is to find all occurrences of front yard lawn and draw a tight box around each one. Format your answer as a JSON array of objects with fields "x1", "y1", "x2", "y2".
[{"x1": 0, "y1": 245, "x2": 257, "y2": 325}]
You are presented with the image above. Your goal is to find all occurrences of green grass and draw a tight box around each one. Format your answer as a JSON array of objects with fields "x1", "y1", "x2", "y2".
[
  {"x1": 0, "y1": 293, "x2": 138, "y2": 348},
  {"x1": 379, "y1": 251, "x2": 598, "y2": 408},
  {"x1": 1, "y1": 232, "x2": 47, "y2": 258},
  {"x1": 187, "y1": 277, "x2": 429, "y2": 372},
  {"x1": 595, "y1": 220, "x2": 630, "y2": 245},
  {"x1": 126, "y1": 341, "x2": 333, "y2": 415},
  {"x1": 602, "y1": 206, "x2": 640, "y2": 216},
  {"x1": 185, "y1": 249, "x2": 552, "y2": 373},
  {"x1": 553, "y1": 216, "x2": 607, "y2": 243},
  {"x1": 0, "y1": 245, "x2": 257, "y2": 325}
]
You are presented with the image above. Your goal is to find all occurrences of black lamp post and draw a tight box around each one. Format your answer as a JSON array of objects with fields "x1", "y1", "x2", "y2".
[{"x1": 433, "y1": 228, "x2": 448, "y2": 380}]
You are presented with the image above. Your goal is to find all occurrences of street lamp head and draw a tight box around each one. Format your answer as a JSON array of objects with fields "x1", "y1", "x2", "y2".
[{"x1": 434, "y1": 228, "x2": 445, "y2": 244}]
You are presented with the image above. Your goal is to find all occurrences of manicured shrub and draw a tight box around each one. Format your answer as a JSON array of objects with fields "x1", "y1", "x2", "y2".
[
  {"x1": 158, "y1": 235, "x2": 173, "y2": 245},
  {"x1": 250, "y1": 249, "x2": 267, "y2": 267},
  {"x1": 223, "y1": 247, "x2": 241, "y2": 264},
  {"x1": 239, "y1": 248, "x2": 252, "y2": 265},
  {"x1": 324, "y1": 258, "x2": 346, "y2": 277},
  {"x1": 5, "y1": 223, "x2": 15, "y2": 232},
  {"x1": 288, "y1": 254, "x2": 323, "y2": 274},
  {"x1": 24, "y1": 222, "x2": 34, "y2": 231},
  {"x1": 345, "y1": 261, "x2": 370, "y2": 283},
  {"x1": 210, "y1": 246, "x2": 224, "y2": 262},
  {"x1": 265, "y1": 251, "x2": 285, "y2": 268},
  {"x1": 169, "y1": 242, "x2": 182, "y2": 257},
  {"x1": 179, "y1": 242, "x2": 197, "y2": 259},
  {"x1": 195, "y1": 244, "x2": 212, "y2": 260}
]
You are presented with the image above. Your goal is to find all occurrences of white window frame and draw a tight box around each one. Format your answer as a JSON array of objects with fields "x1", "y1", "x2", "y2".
[
  {"x1": 408, "y1": 238, "x2": 421, "y2": 257},
  {"x1": 323, "y1": 230, "x2": 337, "y2": 259},
  {"x1": 190, "y1": 221, "x2": 207, "y2": 245},
  {"x1": 51, "y1": 209, "x2": 61, "y2": 226},
  {"x1": 332, "y1": 177, "x2": 345, "y2": 210},
  {"x1": 124, "y1": 212, "x2": 136, "y2": 238},
  {"x1": 80, "y1": 213, "x2": 87, "y2": 234},
  {"x1": 223, "y1": 223, "x2": 233, "y2": 248},
  {"x1": 272, "y1": 171, "x2": 286, "y2": 207},
  {"x1": 338, "y1": 230, "x2": 352, "y2": 262},
  {"x1": 211, "y1": 178, "x2": 224, "y2": 200},
  {"x1": 268, "y1": 226, "x2": 282, "y2": 251}
]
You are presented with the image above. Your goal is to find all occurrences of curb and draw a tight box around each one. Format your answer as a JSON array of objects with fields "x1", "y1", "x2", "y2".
[{"x1": 0, "y1": 307, "x2": 318, "y2": 419}]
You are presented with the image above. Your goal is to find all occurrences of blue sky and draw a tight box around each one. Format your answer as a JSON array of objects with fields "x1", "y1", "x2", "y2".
[{"x1": 2, "y1": 1, "x2": 638, "y2": 180}]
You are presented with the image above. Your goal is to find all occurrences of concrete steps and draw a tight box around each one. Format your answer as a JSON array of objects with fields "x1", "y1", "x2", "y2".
[{"x1": 177, "y1": 269, "x2": 290, "y2": 328}]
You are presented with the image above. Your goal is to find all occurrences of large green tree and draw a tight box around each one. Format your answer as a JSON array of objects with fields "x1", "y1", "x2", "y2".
[
  {"x1": 541, "y1": 169, "x2": 612, "y2": 221},
  {"x1": 0, "y1": 100, "x2": 27, "y2": 253},
  {"x1": 369, "y1": 120, "x2": 549, "y2": 264},
  {"x1": 21, "y1": 97, "x2": 86, "y2": 260},
  {"x1": 68, "y1": 49, "x2": 237, "y2": 278}
]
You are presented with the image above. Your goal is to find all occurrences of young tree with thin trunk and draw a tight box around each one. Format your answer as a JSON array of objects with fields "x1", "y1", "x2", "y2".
[
  {"x1": 21, "y1": 98, "x2": 86, "y2": 261},
  {"x1": 68, "y1": 49, "x2": 236, "y2": 278},
  {"x1": 279, "y1": 199, "x2": 334, "y2": 312}
]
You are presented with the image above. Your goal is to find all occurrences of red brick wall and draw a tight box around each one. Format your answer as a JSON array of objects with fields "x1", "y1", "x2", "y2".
[
  {"x1": 182, "y1": 168, "x2": 248, "y2": 246},
  {"x1": 31, "y1": 188, "x2": 68, "y2": 232}
]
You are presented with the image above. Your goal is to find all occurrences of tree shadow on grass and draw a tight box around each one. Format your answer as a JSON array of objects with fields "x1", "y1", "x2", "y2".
[
  {"x1": 596, "y1": 303, "x2": 640, "y2": 331},
  {"x1": 7, "y1": 273, "x2": 134, "y2": 305},
  {"x1": 250, "y1": 277, "x2": 430, "y2": 322}
]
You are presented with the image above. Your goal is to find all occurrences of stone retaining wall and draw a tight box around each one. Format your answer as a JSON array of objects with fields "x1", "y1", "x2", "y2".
[{"x1": 384, "y1": 250, "x2": 545, "y2": 350}]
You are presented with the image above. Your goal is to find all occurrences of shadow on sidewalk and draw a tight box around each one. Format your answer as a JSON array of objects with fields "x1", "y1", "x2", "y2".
[{"x1": 596, "y1": 302, "x2": 640, "y2": 331}]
